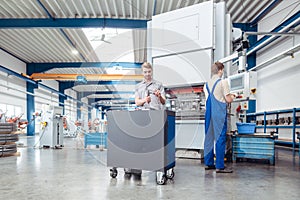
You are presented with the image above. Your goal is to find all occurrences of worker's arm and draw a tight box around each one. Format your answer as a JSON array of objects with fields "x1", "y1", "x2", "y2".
[
  {"x1": 223, "y1": 79, "x2": 235, "y2": 103},
  {"x1": 159, "y1": 95, "x2": 166, "y2": 105},
  {"x1": 135, "y1": 96, "x2": 151, "y2": 106}
]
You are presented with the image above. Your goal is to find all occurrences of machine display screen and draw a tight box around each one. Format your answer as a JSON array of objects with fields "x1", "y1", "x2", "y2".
[{"x1": 230, "y1": 75, "x2": 244, "y2": 91}]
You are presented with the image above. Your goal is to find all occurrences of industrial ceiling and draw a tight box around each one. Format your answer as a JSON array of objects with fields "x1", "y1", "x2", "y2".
[{"x1": 0, "y1": 0, "x2": 287, "y2": 106}]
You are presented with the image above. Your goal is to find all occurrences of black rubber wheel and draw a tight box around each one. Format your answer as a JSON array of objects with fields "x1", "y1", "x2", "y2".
[
  {"x1": 124, "y1": 172, "x2": 132, "y2": 178},
  {"x1": 110, "y1": 169, "x2": 118, "y2": 178},
  {"x1": 166, "y1": 169, "x2": 175, "y2": 179},
  {"x1": 156, "y1": 175, "x2": 166, "y2": 185}
]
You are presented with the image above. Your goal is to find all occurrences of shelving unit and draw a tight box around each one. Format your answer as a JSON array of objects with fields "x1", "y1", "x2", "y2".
[{"x1": 246, "y1": 108, "x2": 300, "y2": 151}]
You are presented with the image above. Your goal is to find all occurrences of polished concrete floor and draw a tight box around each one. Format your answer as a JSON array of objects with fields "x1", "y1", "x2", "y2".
[{"x1": 0, "y1": 135, "x2": 299, "y2": 200}]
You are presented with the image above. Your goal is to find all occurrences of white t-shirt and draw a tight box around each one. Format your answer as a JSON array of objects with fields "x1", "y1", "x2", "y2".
[{"x1": 204, "y1": 75, "x2": 230, "y2": 103}]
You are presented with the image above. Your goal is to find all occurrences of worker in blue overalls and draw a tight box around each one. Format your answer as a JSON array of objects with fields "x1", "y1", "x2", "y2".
[{"x1": 204, "y1": 62, "x2": 235, "y2": 173}]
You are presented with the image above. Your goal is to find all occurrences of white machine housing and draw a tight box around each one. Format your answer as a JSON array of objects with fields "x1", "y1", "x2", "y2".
[
  {"x1": 149, "y1": 1, "x2": 230, "y2": 154},
  {"x1": 40, "y1": 106, "x2": 64, "y2": 148},
  {"x1": 228, "y1": 71, "x2": 257, "y2": 101}
]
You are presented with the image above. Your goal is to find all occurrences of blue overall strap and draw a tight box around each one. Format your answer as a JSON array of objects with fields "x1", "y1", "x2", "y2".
[
  {"x1": 211, "y1": 79, "x2": 221, "y2": 94},
  {"x1": 204, "y1": 79, "x2": 221, "y2": 133},
  {"x1": 205, "y1": 79, "x2": 221, "y2": 96},
  {"x1": 210, "y1": 79, "x2": 227, "y2": 138}
]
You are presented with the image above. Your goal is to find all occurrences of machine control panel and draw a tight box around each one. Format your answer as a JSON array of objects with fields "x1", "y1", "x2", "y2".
[{"x1": 228, "y1": 71, "x2": 257, "y2": 101}]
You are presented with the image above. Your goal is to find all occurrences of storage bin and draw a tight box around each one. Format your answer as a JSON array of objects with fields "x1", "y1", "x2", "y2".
[
  {"x1": 236, "y1": 122, "x2": 256, "y2": 134},
  {"x1": 232, "y1": 134, "x2": 275, "y2": 165}
]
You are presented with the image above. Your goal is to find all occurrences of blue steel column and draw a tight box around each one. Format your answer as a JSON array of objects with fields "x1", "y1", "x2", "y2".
[
  {"x1": 263, "y1": 112, "x2": 267, "y2": 133},
  {"x1": 292, "y1": 108, "x2": 296, "y2": 151},
  {"x1": 59, "y1": 82, "x2": 75, "y2": 115},
  {"x1": 88, "y1": 106, "x2": 92, "y2": 120},
  {"x1": 58, "y1": 85, "x2": 66, "y2": 115},
  {"x1": 26, "y1": 64, "x2": 38, "y2": 136},
  {"x1": 77, "y1": 92, "x2": 83, "y2": 120},
  {"x1": 246, "y1": 100, "x2": 256, "y2": 123},
  {"x1": 101, "y1": 110, "x2": 105, "y2": 120},
  {"x1": 26, "y1": 82, "x2": 36, "y2": 136}
]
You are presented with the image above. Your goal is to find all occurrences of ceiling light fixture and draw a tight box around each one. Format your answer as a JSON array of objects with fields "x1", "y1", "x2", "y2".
[{"x1": 72, "y1": 49, "x2": 79, "y2": 55}]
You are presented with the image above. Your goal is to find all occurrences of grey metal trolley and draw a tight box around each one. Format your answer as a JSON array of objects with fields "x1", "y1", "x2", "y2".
[{"x1": 107, "y1": 110, "x2": 176, "y2": 185}]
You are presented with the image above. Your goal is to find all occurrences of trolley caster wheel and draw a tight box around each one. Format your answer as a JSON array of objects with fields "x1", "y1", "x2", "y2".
[
  {"x1": 166, "y1": 168, "x2": 175, "y2": 179},
  {"x1": 156, "y1": 172, "x2": 166, "y2": 185},
  {"x1": 110, "y1": 168, "x2": 118, "y2": 178},
  {"x1": 124, "y1": 173, "x2": 132, "y2": 179},
  {"x1": 124, "y1": 169, "x2": 132, "y2": 178}
]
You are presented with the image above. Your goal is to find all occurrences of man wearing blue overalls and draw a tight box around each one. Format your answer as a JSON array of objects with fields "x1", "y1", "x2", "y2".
[{"x1": 204, "y1": 62, "x2": 235, "y2": 173}]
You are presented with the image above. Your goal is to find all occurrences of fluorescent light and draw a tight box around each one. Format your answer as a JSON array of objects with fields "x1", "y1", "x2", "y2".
[{"x1": 72, "y1": 49, "x2": 79, "y2": 55}]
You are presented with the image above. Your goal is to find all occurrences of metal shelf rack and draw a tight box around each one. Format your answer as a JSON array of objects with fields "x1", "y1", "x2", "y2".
[{"x1": 246, "y1": 108, "x2": 300, "y2": 151}]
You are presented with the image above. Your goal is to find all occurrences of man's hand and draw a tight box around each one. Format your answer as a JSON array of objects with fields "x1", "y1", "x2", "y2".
[
  {"x1": 145, "y1": 96, "x2": 151, "y2": 103},
  {"x1": 154, "y1": 90, "x2": 161, "y2": 97},
  {"x1": 154, "y1": 89, "x2": 166, "y2": 105},
  {"x1": 231, "y1": 93, "x2": 237, "y2": 99}
]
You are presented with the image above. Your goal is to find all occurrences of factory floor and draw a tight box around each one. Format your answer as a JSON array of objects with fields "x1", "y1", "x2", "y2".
[{"x1": 0, "y1": 135, "x2": 299, "y2": 200}]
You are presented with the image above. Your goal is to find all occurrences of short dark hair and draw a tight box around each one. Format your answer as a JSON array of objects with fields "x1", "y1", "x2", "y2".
[{"x1": 211, "y1": 62, "x2": 224, "y2": 75}]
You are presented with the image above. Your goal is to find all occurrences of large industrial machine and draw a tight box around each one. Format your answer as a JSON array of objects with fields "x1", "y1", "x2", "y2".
[
  {"x1": 39, "y1": 105, "x2": 64, "y2": 148},
  {"x1": 149, "y1": 1, "x2": 231, "y2": 158}
]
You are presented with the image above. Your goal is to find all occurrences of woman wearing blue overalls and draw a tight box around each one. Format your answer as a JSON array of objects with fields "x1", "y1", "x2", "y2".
[{"x1": 204, "y1": 62, "x2": 235, "y2": 173}]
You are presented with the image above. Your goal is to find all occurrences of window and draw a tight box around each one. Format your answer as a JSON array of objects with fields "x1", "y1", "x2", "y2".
[{"x1": 0, "y1": 103, "x2": 23, "y2": 118}]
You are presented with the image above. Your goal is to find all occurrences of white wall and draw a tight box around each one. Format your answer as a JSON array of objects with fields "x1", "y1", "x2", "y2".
[
  {"x1": 256, "y1": 51, "x2": 300, "y2": 111},
  {"x1": 256, "y1": 0, "x2": 300, "y2": 111},
  {"x1": 0, "y1": 49, "x2": 63, "y2": 134},
  {"x1": 0, "y1": 50, "x2": 27, "y2": 121},
  {"x1": 255, "y1": 0, "x2": 300, "y2": 140},
  {"x1": 64, "y1": 89, "x2": 78, "y2": 122},
  {"x1": 0, "y1": 50, "x2": 26, "y2": 73},
  {"x1": 258, "y1": 0, "x2": 300, "y2": 40},
  {"x1": 35, "y1": 80, "x2": 59, "y2": 110}
]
